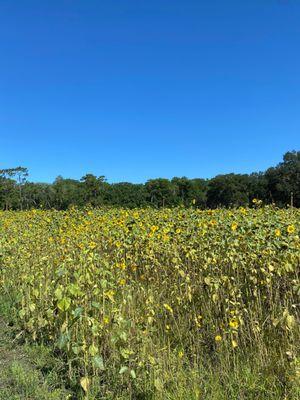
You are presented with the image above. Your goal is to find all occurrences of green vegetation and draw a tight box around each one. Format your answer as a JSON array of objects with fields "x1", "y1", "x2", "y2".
[
  {"x1": 0, "y1": 205, "x2": 299, "y2": 399},
  {"x1": 0, "y1": 150, "x2": 299, "y2": 210},
  {"x1": 0, "y1": 300, "x2": 70, "y2": 400}
]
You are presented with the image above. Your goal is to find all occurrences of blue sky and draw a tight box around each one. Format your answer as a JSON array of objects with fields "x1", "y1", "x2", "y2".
[{"x1": 0, "y1": 0, "x2": 299, "y2": 183}]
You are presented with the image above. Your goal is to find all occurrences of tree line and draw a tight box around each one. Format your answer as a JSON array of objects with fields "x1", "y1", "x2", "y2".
[{"x1": 0, "y1": 151, "x2": 299, "y2": 210}]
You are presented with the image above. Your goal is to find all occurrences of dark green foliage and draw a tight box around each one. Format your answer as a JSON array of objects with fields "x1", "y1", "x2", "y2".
[
  {"x1": 52, "y1": 177, "x2": 85, "y2": 210},
  {"x1": 265, "y1": 150, "x2": 300, "y2": 207},
  {"x1": 247, "y1": 172, "x2": 268, "y2": 203},
  {"x1": 0, "y1": 151, "x2": 298, "y2": 210},
  {"x1": 190, "y1": 178, "x2": 208, "y2": 208},
  {"x1": 145, "y1": 178, "x2": 176, "y2": 207},
  {"x1": 80, "y1": 174, "x2": 108, "y2": 206},
  {"x1": 0, "y1": 167, "x2": 28, "y2": 210},
  {"x1": 108, "y1": 183, "x2": 148, "y2": 208},
  {"x1": 22, "y1": 182, "x2": 54, "y2": 209},
  {"x1": 207, "y1": 174, "x2": 250, "y2": 208},
  {"x1": 171, "y1": 177, "x2": 194, "y2": 206}
]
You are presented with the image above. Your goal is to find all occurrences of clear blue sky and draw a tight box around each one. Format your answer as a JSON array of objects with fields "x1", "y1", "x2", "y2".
[{"x1": 0, "y1": 0, "x2": 299, "y2": 183}]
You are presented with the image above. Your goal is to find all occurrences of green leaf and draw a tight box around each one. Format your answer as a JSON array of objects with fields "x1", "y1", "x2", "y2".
[
  {"x1": 72, "y1": 345, "x2": 81, "y2": 355},
  {"x1": 119, "y1": 366, "x2": 129, "y2": 375},
  {"x1": 204, "y1": 277, "x2": 211, "y2": 285},
  {"x1": 54, "y1": 287, "x2": 63, "y2": 300},
  {"x1": 57, "y1": 332, "x2": 70, "y2": 350},
  {"x1": 68, "y1": 283, "x2": 83, "y2": 296},
  {"x1": 89, "y1": 344, "x2": 98, "y2": 356},
  {"x1": 72, "y1": 307, "x2": 83, "y2": 318},
  {"x1": 57, "y1": 297, "x2": 71, "y2": 312},
  {"x1": 100, "y1": 279, "x2": 107, "y2": 289},
  {"x1": 93, "y1": 355, "x2": 105, "y2": 370},
  {"x1": 130, "y1": 369, "x2": 136, "y2": 379},
  {"x1": 120, "y1": 331, "x2": 127, "y2": 341}
]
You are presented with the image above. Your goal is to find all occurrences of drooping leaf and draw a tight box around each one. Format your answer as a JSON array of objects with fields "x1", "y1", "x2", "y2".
[{"x1": 80, "y1": 376, "x2": 90, "y2": 393}]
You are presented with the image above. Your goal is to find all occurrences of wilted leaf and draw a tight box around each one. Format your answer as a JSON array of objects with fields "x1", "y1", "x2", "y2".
[{"x1": 80, "y1": 376, "x2": 90, "y2": 393}]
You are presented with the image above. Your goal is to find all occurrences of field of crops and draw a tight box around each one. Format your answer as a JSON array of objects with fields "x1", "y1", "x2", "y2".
[{"x1": 0, "y1": 206, "x2": 299, "y2": 399}]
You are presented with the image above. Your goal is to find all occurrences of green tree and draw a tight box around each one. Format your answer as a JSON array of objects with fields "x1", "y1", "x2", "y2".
[
  {"x1": 265, "y1": 151, "x2": 300, "y2": 207},
  {"x1": 53, "y1": 177, "x2": 84, "y2": 210},
  {"x1": 0, "y1": 167, "x2": 28, "y2": 210},
  {"x1": 22, "y1": 182, "x2": 54, "y2": 209},
  {"x1": 171, "y1": 177, "x2": 194, "y2": 206},
  {"x1": 247, "y1": 172, "x2": 268, "y2": 203},
  {"x1": 190, "y1": 178, "x2": 208, "y2": 208},
  {"x1": 108, "y1": 183, "x2": 147, "y2": 208},
  {"x1": 0, "y1": 176, "x2": 17, "y2": 210},
  {"x1": 145, "y1": 178, "x2": 175, "y2": 207},
  {"x1": 80, "y1": 174, "x2": 107, "y2": 206},
  {"x1": 207, "y1": 174, "x2": 250, "y2": 208}
]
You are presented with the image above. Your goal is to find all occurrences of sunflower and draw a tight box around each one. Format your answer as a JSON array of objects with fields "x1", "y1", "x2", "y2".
[{"x1": 287, "y1": 225, "x2": 295, "y2": 234}]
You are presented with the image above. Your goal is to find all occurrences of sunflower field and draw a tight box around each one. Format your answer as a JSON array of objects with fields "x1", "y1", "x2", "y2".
[{"x1": 0, "y1": 206, "x2": 299, "y2": 399}]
